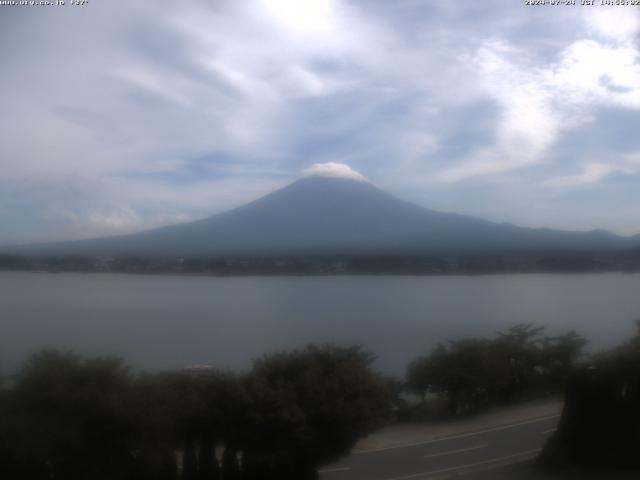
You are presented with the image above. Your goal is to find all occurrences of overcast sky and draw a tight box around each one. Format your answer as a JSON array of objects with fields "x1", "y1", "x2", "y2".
[{"x1": 1, "y1": 0, "x2": 639, "y2": 245}]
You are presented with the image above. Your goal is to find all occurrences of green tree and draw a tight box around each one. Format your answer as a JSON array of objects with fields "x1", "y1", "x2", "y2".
[
  {"x1": 198, "y1": 433, "x2": 220, "y2": 480},
  {"x1": 242, "y1": 345, "x2": 392, "y2": 479},
  {"x1": 538, "y1": 331, "x2": 587, "y2": 391},
  {"x1": 492, "y1": 323, "x2": 546, "y2": 401},
  {"x1": 409, "y1": 339, "x2": 504, "y2": 414},
  {"x1": 221, "y1": 445, "x2": 241, "y2": 480},
  {"x1": 541, "y1": 321, "x2": 640, "y2": 469},
  {"x1": 406, "y1": 324, "x2": 586, "y2": 416},
  {"x1": 129, "y1": 368, "x2": 245, "y2": 480},
  {"x1": 2, "y1": 350, "x2": 135, "y2": 480}
]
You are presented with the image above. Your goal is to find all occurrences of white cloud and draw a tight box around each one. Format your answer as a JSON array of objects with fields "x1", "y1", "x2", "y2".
[
  {"x1": 435, "y1": 41, "x2": 560, "y2": 182},
  {"x1": 254, "y1": 0, "x2": 342, "y2": 40},
  {"x1": 623, "y1": 152, "x2": 640, "y2": 167},
  {"x1": 542, "y1": 163, "x2": 616, "y2": 189},
  {"x1": 302, "y1": 162, "x2": 368, "y2": 182},
  {"x1": 41, "y1": 205, "x2": 193, "y2": 241},
  {"x1": 114, "y1": 69, "x2": 192, "y2": 107},
  {"x1": 542, "y1": 151, "x2": 640, "y2": 190},
  {"x1": 436, "y1": 31, "x2": 640, "y2": 183},
  {"x1": 583, "y1": 7, "x2": 640, "y2": 43}
]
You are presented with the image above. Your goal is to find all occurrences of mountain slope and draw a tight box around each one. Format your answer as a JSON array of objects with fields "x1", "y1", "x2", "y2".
[{"x1": 3, "y1": 176, "x2": 636, "y2": 257}]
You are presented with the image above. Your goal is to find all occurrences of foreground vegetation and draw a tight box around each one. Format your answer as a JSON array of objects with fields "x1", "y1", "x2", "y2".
[
  {"x1": 2, "y1": 322, "x2": 640, "y2": 478},
  {"x1": 541, "y1": 323, "x2": 640, "y2": 470},
  {"x1": 405, "y1": 324, "x2": 586, "y2": 418},
  {"x1": 0, "y1": 346, "x2": 391, "y2": 480},
  {"x1": 404, "y1": 323, "x2": 640, "y2": 471}
]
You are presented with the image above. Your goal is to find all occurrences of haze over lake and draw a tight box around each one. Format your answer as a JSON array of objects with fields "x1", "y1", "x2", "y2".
[{"x1": 2, "y1": 271, "x2": 640, "y2": 376}]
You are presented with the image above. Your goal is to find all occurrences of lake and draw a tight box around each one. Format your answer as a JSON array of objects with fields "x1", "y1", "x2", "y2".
[{"x1": 1, "y1": 271, "x2": 640, "y2": 376}]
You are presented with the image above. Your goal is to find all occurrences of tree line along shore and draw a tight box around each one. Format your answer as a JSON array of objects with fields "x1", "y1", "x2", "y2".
[{"x1": 2, "y1": 251, "x2": 640, "y2": 275}]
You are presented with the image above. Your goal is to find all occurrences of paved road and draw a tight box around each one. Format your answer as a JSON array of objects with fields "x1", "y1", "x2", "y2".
[{"x1": 319, "y1": 414, "x2": 560, "y2": 480}]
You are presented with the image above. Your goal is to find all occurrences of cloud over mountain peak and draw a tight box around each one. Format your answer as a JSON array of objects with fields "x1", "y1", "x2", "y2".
[{"x1": 302, "y1": 162, "x2": 368, "y2": 182}]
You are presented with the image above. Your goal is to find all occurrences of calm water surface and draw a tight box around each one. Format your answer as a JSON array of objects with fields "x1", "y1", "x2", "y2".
[{"x1": 2, "y1": 272, "x2": 640, "y2": 375}]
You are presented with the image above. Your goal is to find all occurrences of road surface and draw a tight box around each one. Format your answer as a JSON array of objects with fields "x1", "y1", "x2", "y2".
[{"x1": 319, "y1": 412, "x2": 560, "y2": 480}]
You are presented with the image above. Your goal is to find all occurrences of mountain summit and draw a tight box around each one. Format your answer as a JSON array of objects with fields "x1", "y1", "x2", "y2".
[{"x1": 3, "y1": 169, "x2": 636, "y2": 257}]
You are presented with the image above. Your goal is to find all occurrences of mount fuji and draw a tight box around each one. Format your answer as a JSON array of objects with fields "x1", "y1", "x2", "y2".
[{"x1": 4, "y1": 166, "x2": 637, "y2": 258}]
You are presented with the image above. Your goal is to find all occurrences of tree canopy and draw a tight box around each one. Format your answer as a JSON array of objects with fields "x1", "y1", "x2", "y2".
[
  {"x1": 242, "y1": 345, "x2": 391, "y2": 479},
  {"x1": 0, "y1": 345, "x2": 392, "y2": 480},
  {"x1": 406, "y1": 324, "x2": 586, "y2": 415}
]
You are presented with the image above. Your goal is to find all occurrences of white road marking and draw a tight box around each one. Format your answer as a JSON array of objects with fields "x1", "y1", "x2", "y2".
[
  {"x1": 423, "y1": 444, "x2": 488, "y2": 459},
  {"x1": 355, "y1": 414, "x2": 560, "y2": 454},
  {"x1": 318, "y1": 466, "x2": 351, "y2": 474},
  {"x1": 541, "y1": 428, "x2": 556, "y2": 434},
  {"x1": 382, "y1": 448, "x2": 541, "y2": 480}
]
